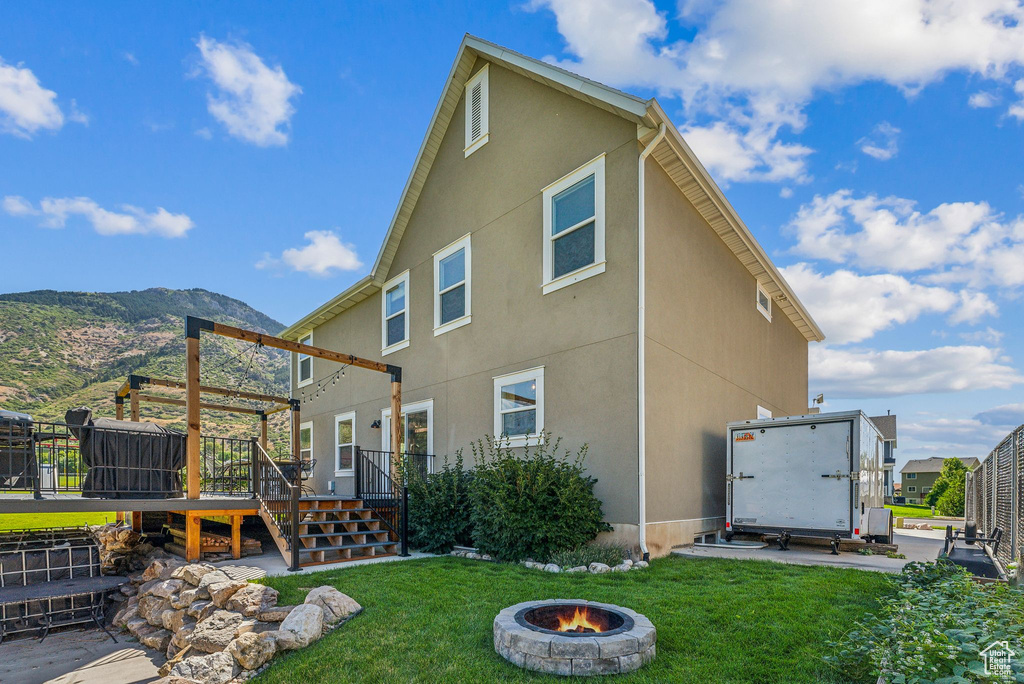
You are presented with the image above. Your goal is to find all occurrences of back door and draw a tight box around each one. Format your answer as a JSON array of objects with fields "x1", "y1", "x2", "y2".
[{"x1": 730, "y1": 420, "x2": 853, "y2": 532}]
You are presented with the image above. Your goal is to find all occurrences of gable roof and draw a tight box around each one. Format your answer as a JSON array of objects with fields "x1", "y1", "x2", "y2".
[
  {"x1": 901, "y1": 456, "x2": 980, "y2": 474},
  {"x1": 281, "y1": 35, "x2": 824, "y2": 343},
  {"x1": 869, "y1": 415, "x2": 898, "y2": 444}
]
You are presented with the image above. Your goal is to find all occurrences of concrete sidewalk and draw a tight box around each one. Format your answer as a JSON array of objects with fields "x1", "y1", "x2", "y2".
[
  {"x1": 0, "y1": 628, "x2": 163, "y2": 684},
  {"x1": 672, "y1": 529, "x2": 945, "y2": 573}
]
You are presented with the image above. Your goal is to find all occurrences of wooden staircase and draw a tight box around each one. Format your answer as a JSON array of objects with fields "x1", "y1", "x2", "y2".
[{"x1": 259, "y1": 496, "x2": 399, "y2": 568}]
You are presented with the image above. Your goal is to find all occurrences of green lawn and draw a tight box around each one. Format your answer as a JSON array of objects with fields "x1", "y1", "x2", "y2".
[
  {"x1": 258, "y1": 555, "x2": 889, "y2": 683},
  {"x1": 0, "y1": 511, "x2": 115, "y2": 530},
  {"x1": 885, "y1": 503, "x2": 934, "y2": 518}
]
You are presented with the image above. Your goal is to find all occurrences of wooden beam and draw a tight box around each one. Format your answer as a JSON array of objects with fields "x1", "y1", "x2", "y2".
[
  {"x1": 115, "y1": 399, "x2": 124, "y2": 421},
  {"x1": 390, "y1": 380, "x2": 402, "y2": 482},
  {"x1": 260, "y1": 415, "x2": 268, "y2": 451},
  {"x1": 137, "y1": 393, "x2": 264, "y2": 416},
  {"x1": 185, "y1": 514, "x2": 201, "y2": 562},
  {"x1": 143, "y1": 376, "x2": 290, "y2": 405},
  {"x1": 129, "y1": 389, "x2": 140, "y2": 422},
  {"x1": 263, "y1": 403, "x2": 291, "y2": 416},
  {"x1": 231, "y1": 515, "x2": 241, "y2": 560},
  {"x1": 116, "y1": 380, "x2": 131, "y2": 398},
  {"x1": 131, "y1": 511, "x2": 142, "y2": 533},
  {"x1": 209, "y1": 320, "x2": 391, "y2": 375},
  {"x1": 170, "y1": 509, "x2": 258, "y2": 517},
  {"x1": 185, "y1": 336, "x2": 201, "y2": 500}
]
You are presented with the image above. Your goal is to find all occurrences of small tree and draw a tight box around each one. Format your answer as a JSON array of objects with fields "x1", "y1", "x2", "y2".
[{"x1": 928, "y1": 458, "x2": 968, "y2": 516}]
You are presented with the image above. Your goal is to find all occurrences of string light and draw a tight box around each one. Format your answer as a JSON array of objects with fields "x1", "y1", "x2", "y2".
[{"x1": 300, "y1": 364, "x2": 350, "y2": 404}]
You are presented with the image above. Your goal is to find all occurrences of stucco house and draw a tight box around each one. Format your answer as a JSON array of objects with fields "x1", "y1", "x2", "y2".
[
  {"x1": 869, "y1": 414, "x2": 898, "y2": 500},
  {"x1": 280, "y1": 35, "x2": 823, "y2": 558},
  {"x1": 900, "y1": 456, "x2": 980, "y2": 505}
]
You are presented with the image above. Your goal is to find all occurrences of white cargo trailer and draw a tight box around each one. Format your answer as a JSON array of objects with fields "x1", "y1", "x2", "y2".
[{"x1": 725, "y1": 411, "x2": 890, "y2": 551}]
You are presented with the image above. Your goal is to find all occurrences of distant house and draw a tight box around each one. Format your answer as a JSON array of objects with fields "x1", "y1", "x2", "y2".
[
  {"x1": 869, "y1": 414, "x2": 897, "y2": 500},
  {"x1": 900, "y1": 456, "x2": 980, "y2": 505}
]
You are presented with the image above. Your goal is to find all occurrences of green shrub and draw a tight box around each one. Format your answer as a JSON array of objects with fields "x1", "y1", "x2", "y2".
[
  {"x1": 468, "y1": 434, "x2": 611, "y2": 562},
  {"x1": 827, "y1": 561, "x2": 1024, "y2": 682},
  {"x1": 405, "y1": 452, "x2": 474, "y2": 554},
  {"x1": 549, "y1": 542, "x2": 625, "y2": 569}
]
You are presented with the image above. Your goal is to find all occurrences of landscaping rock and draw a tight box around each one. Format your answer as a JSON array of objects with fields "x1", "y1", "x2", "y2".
[
  {"x1": 187, "y1": 600, "x2": 217, "y2": 621},
  {"x1": 142, "y1": 558, "x2": 181, "y2": 582},
  {"x1": 304, "y1": 586, "x2": 359, "y2": 625},
  {"x1": 148, "y1": 579, "x2": 185, "y2": 599},
  {"x1": 276, "y1": 604, "x2": 323, "y2": 649},
  {"x1": 621, "y1": 559, "x2": 634, "y2": 568},
  {"x1": 225, "y1": 583, "x2": 279, "y2": 618},
  {"x1": 566, "y1": 566, "x2": 588, "y2": 573},
  {"x1": 171, "y1": 622, "x2": 197, "y2": 649},
  {"x1": 171, "y1": 563, "x2": 217, "y2": 586},
  {"x1": 170, "y1": 651, "x2": 239, "y2": 684},
  {"x1": 227, "y1": 632, "x2": 277, "y2": 670},
  {"x1": 139, "y1": 596, "x2": 172, "y2": 626},
  {"x1": 543, "y1": 563, "x2": 561, "y2": 573},
  {"x1": 137, "y1": 625, "x2": 173, "y2": 652},
  {"x1": 197, "y1": 570, "x2": 230, "y2": 590},
  {"x1": 257, "y1": 605, "x2": 294, "y2": 622},
  {"x1": 612, "y1": 563, "x2": 631, "y2": 572},
  {"x1": 173, "y1": 589, "x2": 198, "y2": 609},
  {"x1": 158, "y1": 675, "x2": 201, "y2": 684},
  {"x1": 188, "y1": 610, "x2": 245, "y2": 653},
  {"x1": 138, "y1": 579, "x2": 163, "y2": 596},
  {"x1": 120, "y1": 583, "x2": 138, "y2": 597},
  {"x1": 634, "y1": 560, "x2": 649, "y2": 569},
  {"x1": 208, "y1": 580, "x2": 248, "y2": 608},
  {"x1": 588, "y1": 563, "x2": 611, "y2": 574},
  {"x1": 481, "y1": 554, "x2": 493, "y2": 561},
  {"x1": 162, "y1": 608, "x2": 189, "y2": 633},
  {"x1": 523, "y1": 561, "x2": 544, "y2": 570}
]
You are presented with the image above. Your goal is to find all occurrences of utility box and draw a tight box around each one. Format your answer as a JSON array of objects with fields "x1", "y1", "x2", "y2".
[{"x1": 725, "y1": 411, "x2": 890, "y2": 545}]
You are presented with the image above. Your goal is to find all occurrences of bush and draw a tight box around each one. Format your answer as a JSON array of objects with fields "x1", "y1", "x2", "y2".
[
  {"x1": 827, "y1": 561, "x2": 1024, "y2": 682},
  {"x1": 549, "y1": 542, "x2": 625, "y2": 569},
  {"x1": 405, "y1": 452, "x2": 474, "y2": 554},
  {"x1": 468, "y1": 434, "x2": 611, "y2": 562}
]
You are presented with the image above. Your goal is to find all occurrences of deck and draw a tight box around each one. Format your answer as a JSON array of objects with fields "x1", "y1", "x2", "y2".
[{"x1": 0, "y1": 492, "x2": 259, "y2": 515}]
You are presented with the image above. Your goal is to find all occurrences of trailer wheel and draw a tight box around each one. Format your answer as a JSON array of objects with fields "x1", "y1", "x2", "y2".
[{"x1": 724, "y1": 530, "x2": 734, "y2": 543}]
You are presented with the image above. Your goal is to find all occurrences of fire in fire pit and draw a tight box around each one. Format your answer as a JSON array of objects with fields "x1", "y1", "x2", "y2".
[{"x1": 522, "y1": 604, "x2": 624, "y2": 634}]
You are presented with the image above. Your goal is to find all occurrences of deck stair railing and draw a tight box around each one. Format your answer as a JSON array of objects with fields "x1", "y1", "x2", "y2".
[
  {"x1": 252, "y1": 440, "x2": 301, "y2": 571},
  {"x1": 355, "y1": 448, "x2": 431, "y2": 557}
]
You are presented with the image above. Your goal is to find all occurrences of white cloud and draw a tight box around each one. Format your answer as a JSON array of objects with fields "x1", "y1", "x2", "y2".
[
  {"x1": 857, "y1": 121, "x2": 900, "y2": 160},
  {"x1": 531, "y1": 0, "x2": 1024, "y2": 182},
  {"x1": 900, "y1": 416, "x2": 1008, "y2": 448},
  {"x1": 810, "y1": 345, "x2": 1023, "y2": 398},
  {"x1": 959, "y1": 327, "x2": 1004, "y2": 345},
  {"x1": 0, "y1": 58, "x2": 64, "y2": 137},
  {"x1": 195, "y1": 35, "x2": 301, "y2": 147},
  {"x1": 194, "y1": 127, "x2": 212, "y2": 140},
  {"x1": 780, "y1": 263, "x2": 971, "y2": 344},
  {"x1": 122, "y1": 52, "x2": 139, "y2": 66},
  {"x1": 787, "y1": 189, "x2": 1024, "y2": 288},
  {"x1": 948, "y1": 290, "x2": 998, "y2": 325},
  {"x1": 1008, "y1": 78, "x2": 1024, "y2": 120},
  {"x1": 779, "y1": 187, "x2": 793, "y2": 199},
  {"x1": 681, "y1": 119, "x2": 812, "y2": 184},
  {"x1": 3, "y1": 195, "x2": 193, "y2": 238},
  {"x1": 974, "y1": 403, "x2": 1024, "y2": 427},
  {"x1": 969, "y1": 91, "x2": 998, "y2": 108},
  {"x1": 258, "y1": 230, "x2": 362, "y2": 276}
]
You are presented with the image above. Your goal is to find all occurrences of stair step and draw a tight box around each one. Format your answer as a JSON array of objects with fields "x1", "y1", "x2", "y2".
[
  {"x1": 299, "y1": 496, "x2": 363, "y2": 502},
  {"x1": 298, "y1": 540, "x2": 396, "y2": 554},
  {"x1": 298, "y1": 507, "x2": 376, "y2": 515},
  {"x1": 299, "y1": 530, "x2": 392, "y2": 539}
]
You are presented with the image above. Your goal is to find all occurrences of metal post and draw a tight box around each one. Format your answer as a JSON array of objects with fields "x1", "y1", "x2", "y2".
[
  {"x1": 400, "y1": 482, "x2": 410, "y2": 557},
  {"x1": 289, "y1": 483, "x2": 301, "y2": 572},
  {"x1": 354, "y1": 446, "x2": 362, "y2": 499},
  {"x1": 250, "y1": 437, "x2": 259, "y2": 500}
]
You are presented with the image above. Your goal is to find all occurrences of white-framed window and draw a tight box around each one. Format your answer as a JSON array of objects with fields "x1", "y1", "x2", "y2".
[
  {"x1": 905, "y1": 472, "x2": 917, "y2": 479},
  {"x1": 382, "y1": 399, "x2": 433, "y2": 468},
  {"x1": 381, "y1": 270, "x2": 410, "y2": 355},
  {"x1": 296, "y1": 332, "x2": 313, "y2": 387},
  {"x1": 907, "y1": 485, "x2": 917, "y2": 493},
  {"x1": 493, "y1": 367, "x2": 544, "y2": 447},
  {"x1": 922, "y1": 487, "x2": 931, "y2": 494},
  {"x1": 298, "y1": 421, "x2": 313, "y2": 462},
  {"x1": 542, "y1": 154, "x2": 606, "y2": 294},
  {"x1": 756, "y1": 282, "x2": 772, "y2": 322},
  {"x1": 334, "y1": 412, "x2": 355, "y2": 475},
  {"x1": 757, "y1": 405, "x2": 772, "y2": 419},
  {"x1": 433, "y1": 234, "x2": 471, "y2": 336},
  {"x1": 464, "y1": 64, "x2": 489, "y2": 157}
]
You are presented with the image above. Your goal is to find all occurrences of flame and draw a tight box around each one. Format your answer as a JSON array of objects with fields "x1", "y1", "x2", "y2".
[{"x1": 556, "y1": 606, "x2": 604, "y2": 633}]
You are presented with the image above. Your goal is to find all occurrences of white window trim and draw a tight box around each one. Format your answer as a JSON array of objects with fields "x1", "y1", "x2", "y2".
[
  {"x1": 756, "y1": 405, "x2": 772, "y2": 419},
  {"x1": 297, "y1": 420, "x2": 313, "y2": 462},
  {"x1": 905, "y1": 472, "x2": 917, "y2": 479},
  {"x1": 381, "y1": 399, "x2": 434, "y2": 465},
  {"x1": 756, "y1": 282, "x2": 772, "y2": 322},
  {"x1": 464, "y1": 64, "x2": 489, "y2": 157},
  {"x1": 381, "y1": 270, "x2": 410, "y2": 356},
  {"x1": 433, "y1": 234, "x2": 472, "y2": 336},
  {"x1": 907, "y1": 485, "x2": 917, "y2": 492},
  {"x1": 542, "y1": 154, "x2": 606, "y2": 295},
  {"x1": 296, "y1": 332, "x2": 313, "y2": 388},
  {"x1": 334, "y1": 412, "x2": 355, "y2": 476},
  {"x1": 493, "y1": 366, "x2": 545, "y2": 447}
]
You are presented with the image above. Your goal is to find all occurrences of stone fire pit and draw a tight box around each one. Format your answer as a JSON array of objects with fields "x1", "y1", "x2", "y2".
[{"x1": 493, "y1": 600, "x2": 656, "y2": 676}]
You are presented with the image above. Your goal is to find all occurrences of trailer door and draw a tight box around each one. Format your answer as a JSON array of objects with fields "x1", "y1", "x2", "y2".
[{"x1": 731, "y1": 420, "x2": 854, "y2": 533}]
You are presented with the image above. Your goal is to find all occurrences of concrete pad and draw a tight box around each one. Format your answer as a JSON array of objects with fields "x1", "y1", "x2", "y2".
[
  {"x1": 671, "y1": 530, "x2": 944, "y2": 573},
  {"x1": 0, "y1": 628, "x2": 164, "y2": 684},
  {"x1": 212, "y1": 549, "x2": 434, "y2": 578}
]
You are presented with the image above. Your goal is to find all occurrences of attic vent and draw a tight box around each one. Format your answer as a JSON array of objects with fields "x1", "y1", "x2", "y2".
[{"x1": 464, "y1": 64, "x2": 489, "y2": 157}]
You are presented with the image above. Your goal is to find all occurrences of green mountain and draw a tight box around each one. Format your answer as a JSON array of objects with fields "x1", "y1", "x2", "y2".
[{"x1": 0, "y1": 288, "x2": 291, "y2": 444}]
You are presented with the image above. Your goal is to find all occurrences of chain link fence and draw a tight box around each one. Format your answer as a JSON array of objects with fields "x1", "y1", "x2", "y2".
[{"x1": 964, "y1": 425, "x2": 1023, "y2": 568}]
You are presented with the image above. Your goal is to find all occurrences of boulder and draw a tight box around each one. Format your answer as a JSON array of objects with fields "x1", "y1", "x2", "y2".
[
  {"x1": 208, "y1": 580, "x2": 248, "y2": 608},
  {"x1": 148, "y1": 579, "x2": 185, "y2": 599},
  {"x1": 136, "y1": 624, "x2": 172, "y2": 652},
  {"x1": 138, "y1": 579, "x2": 163, "y2": 596},
  {"x1": 543, "y1": 563, "x2": 561, "y2": 573},
  {"x1": 142, "y1": 558, "x2": 184, "y2": 582},
  {"x1": 170, "y1": 651, "x2": 240, "y2": 684},
  {"x1": 225, "y1": 584, "x2": 279, "y2": 618},
  {"x1": 162, "y1": 608, "x2": 189, "y2": 633},
  {"x1": 159, "y1": 676, "x2": 202, "y2": 684},
  {"x1": 139, "y1": 596, "x2": 172, "y2": 626},
  {"x1": 172, "y1": 589, "x2": 197, "y2": 610},
  {"x1": 197, "y1": 570, "x2": 231, "y2": 591},
  {"x1": 226, "y1": 632, "x2": 277, "y2": 670},
  {"x1": 188, "y1": 610, "x2": 244, "y2": 653},
  {"x1": 634, "y1": 560, "x2": 649, "y2": 569},
  {"x1": 171, "y1": 563, "x2": 217, "y2": 586},
  {"x1": 276, "y1": 604, "x2": 323, "y2": 649},
  {"x1": 187, "y1": 600, "x2": 217, "y2": 622},
  {"x1": 566, "y1": 566, "x2": 588, "y2": 573},
  {"x1": 612, "y1": 563, "x2": 631, "y2": 572},
  {"x1": 257, "y1": 605, "x2": 294, "y2": 622},
  {"x1": 303, "y1": 586, "x2": 360, "y2": 625},
  {"x1": 171, "y1": 621, "x2": 197, "y2": 649},
  {"x1": 113, "y1": 598, "x2": 140, "y2": 628},
  {"x1": 588, "y1": 562, "x2": 611, "y2": 574}
]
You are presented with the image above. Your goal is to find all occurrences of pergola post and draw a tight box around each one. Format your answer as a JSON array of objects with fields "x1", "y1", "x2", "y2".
[
  {"x1": 114, "y1": 395, "x2": 124, "y2": 421},
  {"x1": 389, "y1": 369, "x2": 402, "y2": 482},
  {"x1": 259, "y1": 412, "x2": 268, "y2": 452},
  {"x1": 129, "y1": 391, "x2": 140, "y2": 422},
  {"x1": 185, "y1": 319, "x2": 207, "y2": 502}
]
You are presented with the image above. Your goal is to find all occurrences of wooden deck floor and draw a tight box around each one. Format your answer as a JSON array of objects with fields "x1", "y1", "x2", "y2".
[{"x1": 0, "y1": 492, "x2": 258, "y2": 514}]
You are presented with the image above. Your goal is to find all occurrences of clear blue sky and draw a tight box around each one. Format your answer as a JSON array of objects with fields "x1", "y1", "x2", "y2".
[{"x1": 2, "y1": 1, "x2": 1023, "y2": 474}]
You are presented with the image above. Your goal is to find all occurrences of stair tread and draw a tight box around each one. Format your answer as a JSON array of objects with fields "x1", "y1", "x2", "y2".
[
  {"x1": 298, "y1": 540, "x2": 397, "y2": 554},
  {"x1": 299, "y1": 496, "x2": 363, "y2": 502},
  {"x1": 298, "y1": 507, "x2": 376, "y2": 514},
  {"x1": 299, "y1": 530, "x2": 390, "y2": 539}
]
